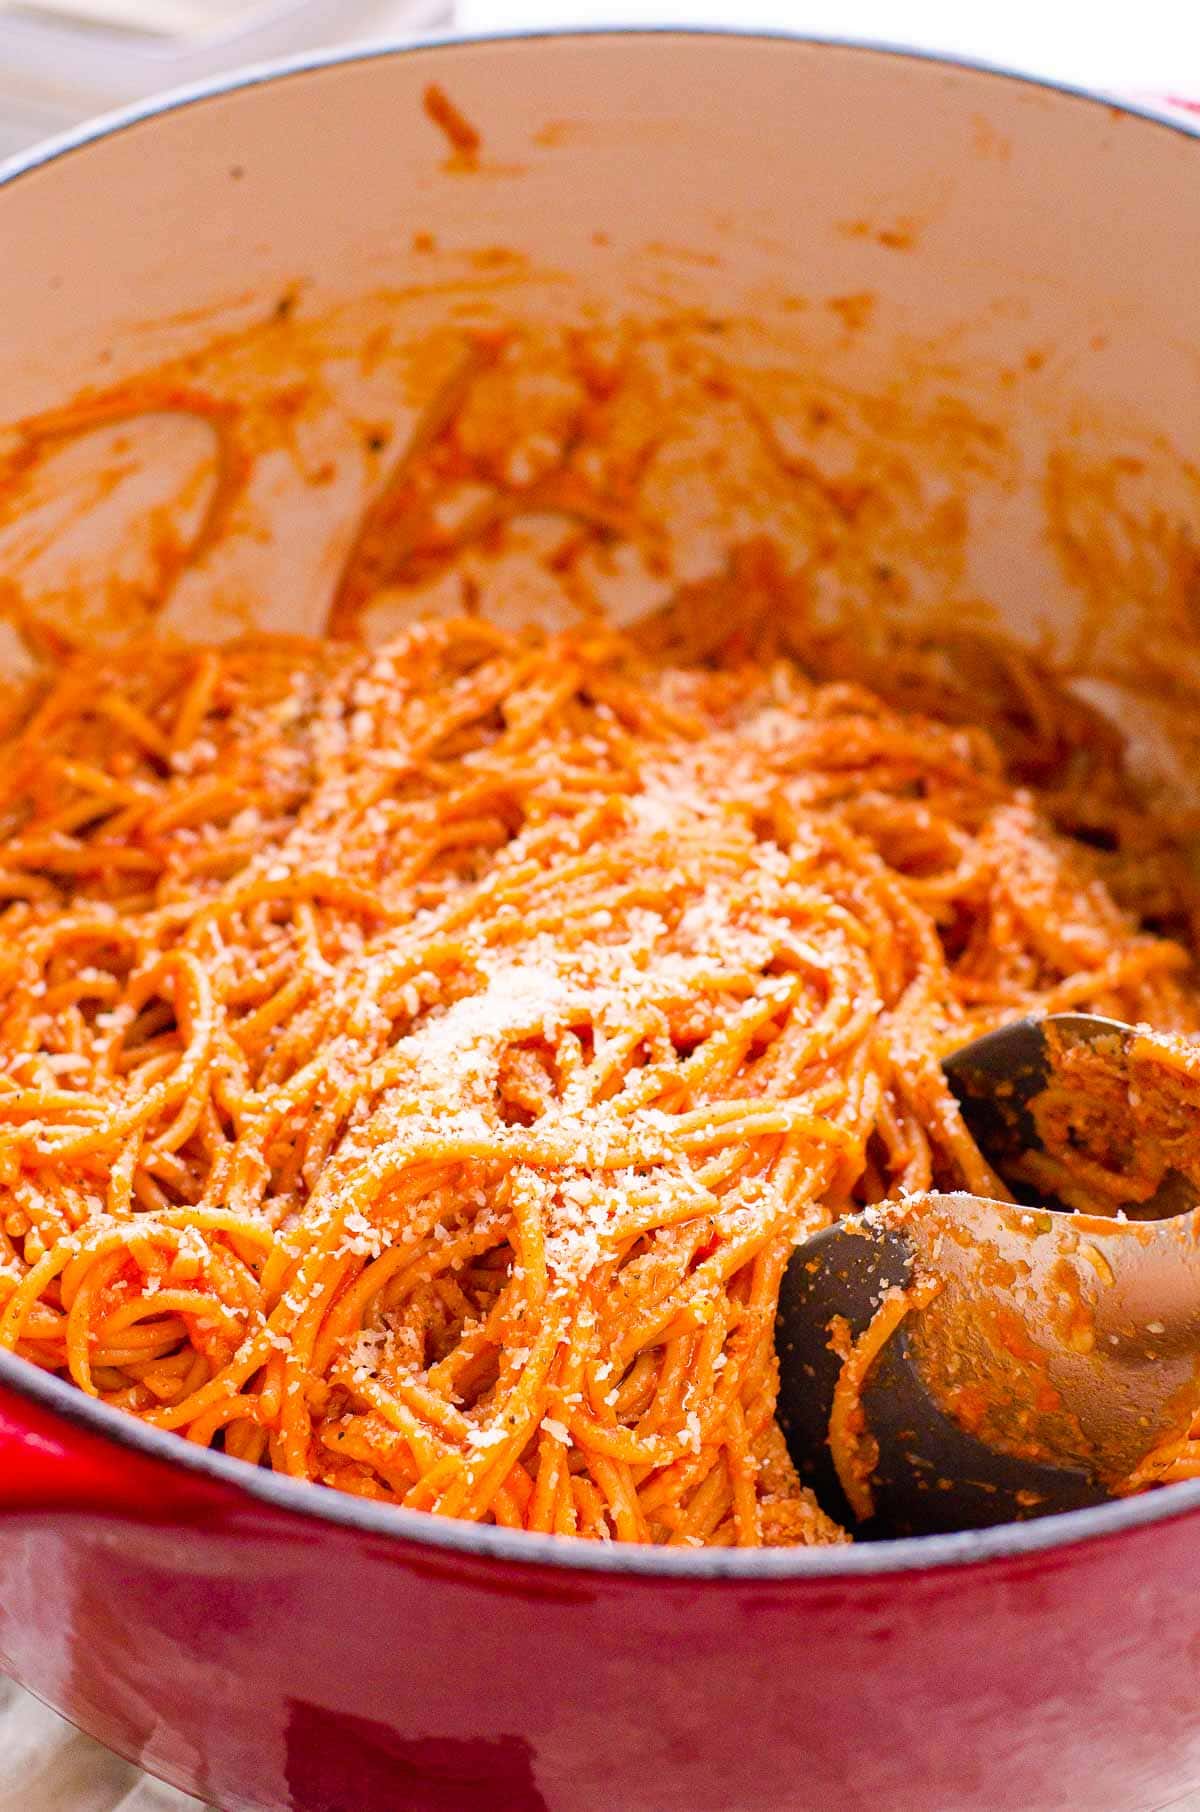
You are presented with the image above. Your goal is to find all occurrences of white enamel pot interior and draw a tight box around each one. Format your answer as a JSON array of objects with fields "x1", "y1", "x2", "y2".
[{"x1": 2, "y1": 31, "x2": 1200, "y2": 744}]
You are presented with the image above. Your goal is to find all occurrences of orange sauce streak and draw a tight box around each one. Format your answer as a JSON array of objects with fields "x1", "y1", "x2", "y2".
[
  {"x1": 422, "y1": 83, "x2": 482, "y2": 170},
  {"x1": 828, "y1": 1277, "x2": 942, "y2": 1522}
]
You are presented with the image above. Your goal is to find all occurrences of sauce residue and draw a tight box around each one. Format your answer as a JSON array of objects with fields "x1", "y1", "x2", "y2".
[{"x1": 422, "y1": 83, "x2": 482, "y2": 172}]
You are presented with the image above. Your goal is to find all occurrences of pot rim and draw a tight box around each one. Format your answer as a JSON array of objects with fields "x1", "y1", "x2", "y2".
[
  {"x1": 2, "y1": 21, "x2": 1199, "y2": 191},
  {"x1": 6, "y1": 1343, "x2": 1200, "y2": 1579},
  {"x1": 2, "y1": 25, "x2": 1200, "y2": 1583}
]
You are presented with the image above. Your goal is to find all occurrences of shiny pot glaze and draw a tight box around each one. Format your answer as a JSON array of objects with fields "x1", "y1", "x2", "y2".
[
  {"x1": 4, "y1": 32, "x2": 1200, "y2": 1812},
  {"x1": 7, "y1": 1360, "x2": 1200, "y2": 1812}
]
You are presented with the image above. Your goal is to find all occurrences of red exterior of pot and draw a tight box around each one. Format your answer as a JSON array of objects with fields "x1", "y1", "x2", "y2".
[{"x1": 1, "y1": 1378, "x2": 1199, "y2": 1812}]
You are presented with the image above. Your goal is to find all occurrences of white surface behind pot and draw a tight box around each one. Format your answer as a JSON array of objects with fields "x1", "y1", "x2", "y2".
[
  {"x1": 0, "y1": 1675, "x2": 203, "y2": 1810},
  {"x1": 459, "y1": 1, "x2": 1200, "y2": 93}
]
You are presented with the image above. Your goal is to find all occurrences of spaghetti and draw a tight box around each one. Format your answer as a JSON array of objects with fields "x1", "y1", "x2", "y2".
[{"x1": 0, "y1": 593, "x2": 1196, "y2": 1547}]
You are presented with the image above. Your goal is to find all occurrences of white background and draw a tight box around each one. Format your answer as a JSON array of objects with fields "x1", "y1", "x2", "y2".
[{"x1": 458, "y1": 1, "x2": 1200, "y2": 96}]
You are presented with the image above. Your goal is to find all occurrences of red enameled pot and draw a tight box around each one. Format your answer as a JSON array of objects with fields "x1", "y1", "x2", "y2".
[{"x1": 3, "y1": 31, "x2": 1200, "y2": 1812}]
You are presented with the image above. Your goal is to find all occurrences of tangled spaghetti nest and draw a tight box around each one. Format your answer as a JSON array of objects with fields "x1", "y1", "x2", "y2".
[{"x1": 0, "y1": 590, "x2": 1196, "y2": 1547}]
